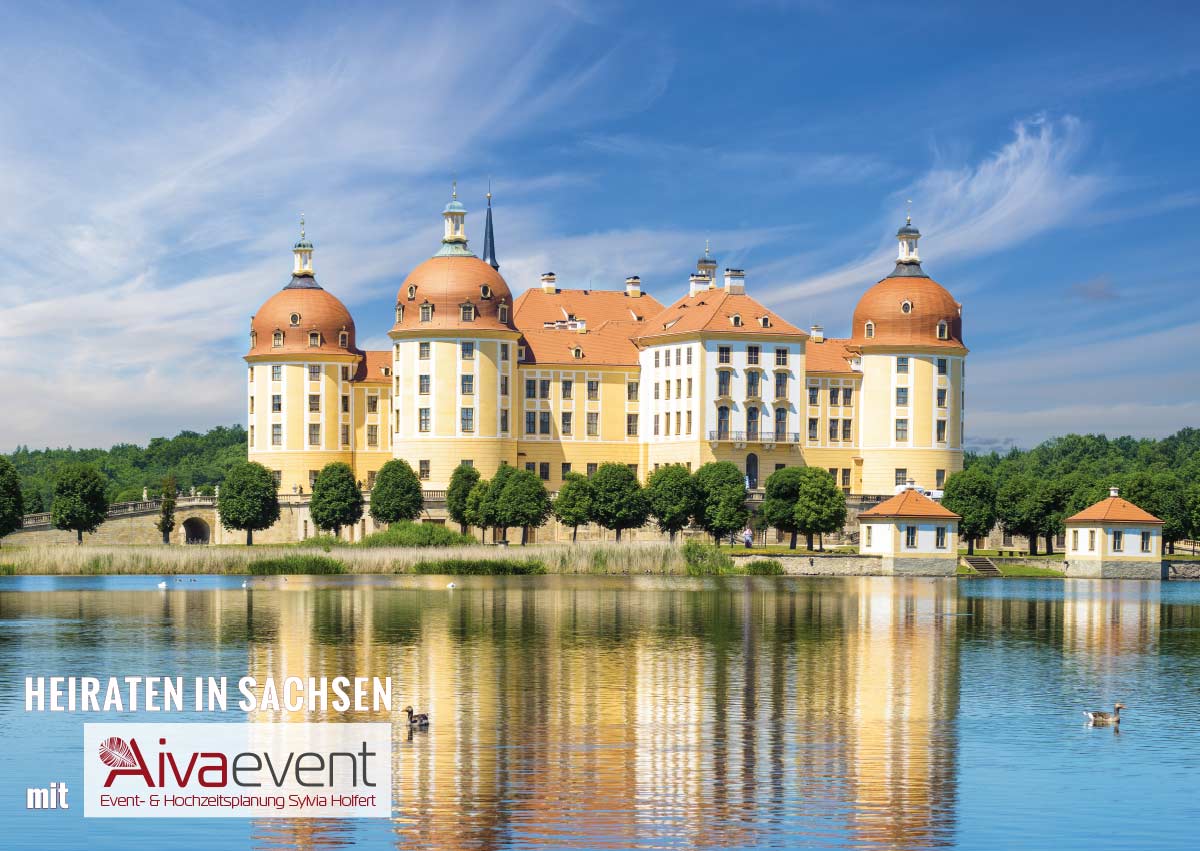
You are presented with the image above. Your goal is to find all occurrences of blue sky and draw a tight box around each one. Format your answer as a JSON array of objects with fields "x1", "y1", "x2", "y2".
[{"x1": 1, "y1": 0, "x2": 1198, "y2": 451}]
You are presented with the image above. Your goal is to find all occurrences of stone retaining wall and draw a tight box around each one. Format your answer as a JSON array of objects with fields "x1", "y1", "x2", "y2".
[{"x1": 734, "y1": 554, "x2": 885, "y2": 576}]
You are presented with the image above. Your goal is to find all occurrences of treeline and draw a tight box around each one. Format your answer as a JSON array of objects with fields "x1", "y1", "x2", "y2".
[
  {"x1": 5, "y1": 425, "x2": 248, "y2": 511},
  {"x1": 945, "y1": 429, "x2": 1200, "y2": 554}
]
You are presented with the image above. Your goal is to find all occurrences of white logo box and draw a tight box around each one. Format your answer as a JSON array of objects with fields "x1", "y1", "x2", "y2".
[{"x1": 84, "y1": 722, "x2": 392, "y2": 818}]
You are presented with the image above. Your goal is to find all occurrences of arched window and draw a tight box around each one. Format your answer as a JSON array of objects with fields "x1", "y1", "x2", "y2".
[
  {"x1": 273, "y1": 330, "x2": 284, "y2": 348},
  {"x1": 745, "y1": 453, "x2": 759, "y2": 489},
  {"x1": 900, "y1": 300, "x2": 912, "y2": 314},
  {"x1": 338, "y1": 331, "x2": 349, "y2": 348},
  {"x1": 572, "y1": 346, "x2": 583, "y2": 359},
  {"x1": 717, "y1": 405, "x2": 730, "y2": 440},
  {"x1": 461, "y1": 303, "x2": 475, "y2": 322},
  {"x1": 747, "y1": 406, "x2": 760, "y2": 440},
  {"x1": 407, "y1": 285, "x2": 417, "y2": 301},
  {"x1": 759, "y1": 316, "x2": 771, "y2": 328},
  {"x1": 395, "y1": 303, "x2": 403, "y2": 324},
  {"x1": 937, "y1": 321, "x2": 948, "y2": 340},
  {"x1": 420, "y1": 302, "x2": 433, "y2": 322},
  {"x1": 498, "y1": 304, "x2": 509, "y2": 324},
  {"x1": 480, "y1": 284, "x2": 492, "y2": 299},
  {"x1": 865, "y1": 321, "x2": 875, "y2": 339},
  {"x1": 309, "y1": 331, "x2": 320, "y2": 347},
  {"x1": 731, "y1": 313, "x2": 742, "y2": 327},
  {"x1": 290, "y1": 313, "x2": 301, "y2": 327}
]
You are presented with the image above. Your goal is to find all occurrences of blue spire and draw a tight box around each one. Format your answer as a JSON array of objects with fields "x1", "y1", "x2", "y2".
[{"x1": 482, "y1": 186, "x2": 499, "y2": 271}]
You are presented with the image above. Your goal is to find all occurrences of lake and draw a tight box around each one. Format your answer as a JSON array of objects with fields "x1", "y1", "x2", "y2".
[{"x1": 2, "y1": 574, "x2": 1198, "y2": 850}]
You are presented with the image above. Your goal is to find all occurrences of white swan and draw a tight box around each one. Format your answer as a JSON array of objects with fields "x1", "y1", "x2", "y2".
[
  {"x1": 241, "y1": 581, "x2": 248, "y2": 589},
  {"x1": 156, "y1": 581, "x2": 168, "y2": 589},
  {"x1": 446, "y1": 582, "x2": 456, "y2": 589}
]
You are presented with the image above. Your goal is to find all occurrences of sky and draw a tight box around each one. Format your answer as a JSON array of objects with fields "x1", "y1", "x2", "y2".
[{"x1": 1, "y1": 0, "x2": 1198, "y2": 453}]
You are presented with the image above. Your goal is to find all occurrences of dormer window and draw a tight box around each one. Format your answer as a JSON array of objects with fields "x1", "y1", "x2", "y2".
[
  {"x1": 498, "y1": 303, "x2": 508, "y2": 324},
  {"x1": 480, "y1": 285, "x2": 492, "y2": 299},
  {"x1": 759, "y1": 316, "x2": 771, "y2": 328},
  {"x1": 865, "y1": 321, "x2": 875, "y2": 339},
  {"x1": 461, "y1": 303, "x2": 476, "y2": 322},
  {"x1": 272, "y1": 330, "x2": 284, "y2": 347},
  {"x1": 338, "y1": 331, "x2": 349, "y2": 348},
  {"x1": 290, "y1": 313, "x2": 301, "y2": 327},
  {"x1": 407, "y1": 285, "x2": 417, "y2": 301},
  {"x1": 937, "y1": 321, "x2": 949, "y2": 340},
  {"x1": 420, "y1": 302, "x2": 433, "y2": 322},
  {"x1": 572, "y1": 347, "x2": 583, "y2": 359},
  {"x1": 900, "y1": 300, "x2": 912, "y2": 314},
  {"x1": 395, "y1": 303, "x2": 403, "y2": 324},
  {"x1": 308, "y1": 331, "x2": 321, "y2": 347},
  {"x1": 731, "y1": 314, "x2": 742, "y2": 327}
]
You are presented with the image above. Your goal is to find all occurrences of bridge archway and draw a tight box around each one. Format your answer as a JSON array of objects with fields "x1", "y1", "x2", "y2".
[{"x1": 182, "y1": 517, "x2": 211, "y2": 545}]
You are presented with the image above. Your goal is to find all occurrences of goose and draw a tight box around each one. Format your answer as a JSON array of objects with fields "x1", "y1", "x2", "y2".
[
  {"x1": 156, "y1": 581, "x2": 168, "y2": 589},
  {"x1": 404, "y1": 705, "x2": 430, "y2": 728},
  {"x1": 1084, "y1": 702, "x2": 1126, "y2": 725}
]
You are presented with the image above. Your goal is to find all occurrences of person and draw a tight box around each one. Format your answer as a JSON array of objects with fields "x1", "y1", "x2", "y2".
[{"x1": 742, "y1": 526, "x2": 753, "y2": 549}]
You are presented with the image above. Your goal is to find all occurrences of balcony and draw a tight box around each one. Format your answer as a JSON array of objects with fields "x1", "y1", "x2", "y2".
[{"x1": 708, "y1": 430, "x2": 802, "y2": 444}]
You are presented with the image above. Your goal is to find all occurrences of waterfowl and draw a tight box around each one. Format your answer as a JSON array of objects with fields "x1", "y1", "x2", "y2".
[
  {"x1": 241, "y1": 581, "x2": 248, "y2": 589},
  {"x1": 446, "y1": 582, "x2": 456, "y2": 590},
  {"x1": 1084, "y1": 702, "x2": 1126, "y2": 725},
  {"x1": 156, "y1": 581, "x2": 168, "y2": 589},
  {"x1": 404, "y1": 705, "x2": 430, "y2": 728}
]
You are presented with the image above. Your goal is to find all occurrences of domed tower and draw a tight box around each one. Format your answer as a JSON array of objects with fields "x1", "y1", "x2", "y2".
[
  {"x1": 246, "y1": 219, "x2": 362, "y2": 496},
  {"x1": 389, "y1": 186, "x2": 520, "y2": 487},
  {"x1": 849, "y1": 214, "x2": 966, "y2": 495}
]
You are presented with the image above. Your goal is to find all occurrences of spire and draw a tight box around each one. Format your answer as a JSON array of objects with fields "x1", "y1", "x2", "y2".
[
  {"x1": 434, "y1": 180, "x2": 475, "y2": 257},
  {"x1": 697, "y1": 237, "x2": 717, "y2": 279},
  {"x1": 292, "y1": 212, "x2": 314, "y2": 277},
  {"x1": 481, "y1": 183, "x2": 499, "y2": 270},
  {"x1": 889, "y1": 203, "x2": 928, "y2": 279}
]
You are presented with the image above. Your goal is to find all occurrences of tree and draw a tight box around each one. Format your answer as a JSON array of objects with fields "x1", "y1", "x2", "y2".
[
  {"x1": 553, "y1": 473, "x2": 593, "y2": 542},
  {"x1": 51, "y1": 463, "x2": 109, "y2": 544},
  {"x1": 0, "y1": 457, "x2": 24, "y2": 546},
  {"x1": 369, "y1": 459, "x2": 424, "y2": 525},
  {"x1": 692, "y1": 461, "x2": 748, "y2": 544},
  {"x1": 644, "y1": 464, "x2": 697, "y2": 542},
  {"x1": 588, "y1": 463, "x2": 648, "y2": 541},
  {"x1": 22, "y1": 488, "x2": 44, "y2": 514},
  {"x1": 499, "y1": 469, "x2": 552, "y2": 544},
  {"x1": 1119, "y1": 471, "x2": 1189, "y2": 553},
  {"x1": 792, "y1": 467, "x2": 846, "y2": 551},
  {"x1": 310, "y1": 462, "x2": 365, "y2": 538},
  {"x1": 940, "y1": 466, "x2": 996, "y2": 555},
  {"x1": 218, "y1": 462, "x2": 280, "y2": 545},
  {"x1": 760, "y1": 466, "x2": 805, "y2": 549},
  {"x1": 995, "y1": 472, "x2": 1045, "y2": 555},
  {"x1": 155, "y1": 475, "x2": 177, "y2": 544},
  {"x1": 446, "y1": 463, "x2": 480, "y2": 534},
  {"x1": 1186, "y1": 482, "x2": 1200, "y2": 556},
  {"x1": 464, "y1": 479, "x2": 493, "y2": 541}
]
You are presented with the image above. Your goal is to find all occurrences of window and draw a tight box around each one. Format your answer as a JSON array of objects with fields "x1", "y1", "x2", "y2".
[
  {"x1": 937, "y1": 358, "x2": 948, "y2": 376},
  {"x1": 717, "y1": 371, "x2": 731, "y2": 396},
  {"x1": 774, "y1": 372, "x2": 787, "y2": 399},
  {"x1": 675, "y1": 411, "x2": 682, "y2": 435},
  {"x1": 627, "y1": 381, "x2": 638, "y2": 401},
  {"x1": 500, "y1": 343, "x2": 509, "y2": 361},
  {"x1": 896, "y1": 356, "x2": 909, "y2": 374},
  {"x1": 395, "y1": 303, "x2": 404, "y2": 323},
  {"x1": 339, "y1": 331, "x2": 348, "y2": 348},
  {"x1": 896, "y1": 387, "x2": 909, "y2": 406},
  {"x1": 731, "y1": 314, "x2": 742, "y2": 327},
  {"x1": 718, "y1": 346, "x2": 731, "y2": 364},
  {"x1": 829, "y1": 419, "x2": 839, "y2": 440},
  {"x1": 895, "y1": 468, "x2": 908, "y2": 486},
  {"x1": 526, "y1": 462, "x2": 536, "y2": 473},
  {"x1": 936, "y1": 420, "x2": 947, "y2": 442},
  {"x1": 539, "y1": 379, "x2": 550, "y2": 399},
  {"x1": 461, "y1": 374, "x2": 474, "y2": 395},
  {"x1": 676, "y1": 347, "x2": 681, "y2": 364},
  {"x1": 830, "y1": 387, "x2": 840, "y2": 405},
  {"x1": 407, "y1": 285, "x2": 417, "y2": 301},
  {"x1": 937, "y1": 321, "x2": 949, "y2": 340},
  {"x1": 654, "y1": 351, "x2": 661, "y2": 368},
  {"x1": 842, "y1": 419, "x2": 852, "y2": 441},
  {"x1": 271, "y1": 424, "x2": 282, "y2": 446},
  {"x1": 808, "y1": 387, "x2": 819, "y2": 406},
  {"x1": 842, "y1": 468, "x2": 851, "y2": 487},
  {"x1": 367, "y1": 470, "x2": 377, "y2": 490},
  {"x1": 460, "y1": 408, "x2": 474, "y2": 433},
  {"x1": 895, "y1": 419, "x2": 908, "y2": 441},
  {"x1": 1072, "y1": 529, "x2": 1080, "y2": 551},
  {"x1": 1112, "y1": 530, "x2": 1123, "y2": 552},
  {"x1": 562, "y1": 379, "x2": 573, "y2": 399},
  {"x1": 676, "y1": 378, "x2": 682, "y2": 397},
  {"x1": 525, "y1": 411, "x2": 537, "y2": 435},
  {"x1": 747, "y1": 371, "x2": 760, "y2": 397},
  {"x1": 419, "y1": 374, "x2": 430, "y2": 394},
  {"x1": 308, "y1": 394, "x2": 320, "y2": 412},
  {"x1": 498, "y1": 304, "x2": 508, "y2": 324},
  {"x1": 461, "y1": 342, "x2": 474, "y2": 360},
  {"x1": 901, "y1": 300, "x2": 912, "y2": 314},
  {"x1": 562, "y1": 463, "x2": 572, "y2": 478},
  {"x1": 865, "y1": 321, "x2": 874, "y2": 339},
  {"x1": 1088, "y1": 530, "x2": 1096, "y2": 551},
  {"x1": 654, "y1": 382, "x2": 660, "y2": 400},
  {"x1": 539, "y1": 411, "x2": 551, "y2": 434},
  {"x1": 367, "y1": 425, "x2": 378, "y2": 446},
  {"x1": 561, "y1": 411, "x2": 572, "y2": 435},
  {"x1": 308, "y1": 423, "x2": 320, "y2": 446},
  {"x1": 828, "y1": 467, "x2": 837, "y2": 480},
  {"x1": 937, "y1": 388, "x2": 947, "y2": 407},
  {"x1": 420, "y1": 303, "x2": 433, "y2": 322},
  {"x1": 273, "y1": 331, "x2": 283, "y2": 347},
  {"x1": 686, "y1": 348, "x2": 693, "y2": 365},
  {"x1": 843, "y1": 388, "x2": 853, "y2": 406},
  {"x1": 775, "y1": 408, "x2": 787, "y2": 439},
  {"x1": 460, "y1": 303, "x2": 475, "y2": 322},
  {"x1": 309, "y1": 470, "x2": 320, "y2": 490},
  {"x1": 272, "y1": 365, "x2": 281, "y2": 381},
  {"x1": 687, "y1": 378, "x2": 693, "y2": 397},
  {"x1": 308, "y1": 365, "x2": 321, "y2": 381},
  {"x1": 525, "y1": 378, "x2": 536, "y2": 399},
  {"x1": 587, "y1": 412, "x2": 599, "y2": 436},
  {"x1": 367, "y1": 395, "x2": 378, "y2": 413},
  {"x1": 587, "y1": 380, "x2": 599, "y2": 401},
  {"x1": 272, "y1": 394, "x2": 282, "y2": 413},
  {"x1": 289, "y1": 312, "x2": 301, "y2": 327},
  {"x1": 1141, "y1": 531, "x2": 1152, "y2": 553},
  {"x1": 747, "y1": 345, "x2": 760, "y2": 365},
  {"x1": 687, "y1": 411, "x2": 693, "y2": 434},
  {"x1": 626, "y1": 414, "x2": 639, "y2": 436},
  {"x1": 664, "y1": 380, "x2": 671, "y2": 400},
  {"x1": 866, "y1": 526, "x2": 873, "y2": 547},
  {"x1": 249, "y1": 424, "x2": 255, "y2": 444},
  {"x1": 340, "y1": 424, "x2": 350, "y2": 446},
  {"x1": 936, "y1": 526, "x2": 947, "y2": 549},
  {"x1": 936, "y1": 469, "x2": 946, "y2": 488},
  {"x1": 808, "y1": 418, "x2": 819, "y2": 440},
  {"x1": 500, "y1": 409, "x2": 509, "y2": 433},
  {"x1": 419, "y1": 342, "x2": 431, "y2": 360},
  {"x1": 419, "y1": 408, "x2": 431, "y2": 432},
  {"x1": 747, "y1": 408, "x2": 760, "y2": 439},
  {"x1": 906, "y1": 526, "x2": 917, "y2": 548},
  {"x1": 500, "y1": 375, "x2": 509, "y2": 396},
  {"x1": 341, "y1": 366, "x2": 350, "y2": 380},
  {"x1": 587, "y1": 463, "x2": 598, "y2": 477},
  {"x1": 419, "y1": 460, "x2": 430, "y2": 480},
  {"x1": 572, "y1": 346, "x2": 583, "y2": 360},
  {"x1": 664, "y1": 350, "x2": 671, "y2": 367},
  {"x1": 538, "y1": 462, "x2": 550, "y2": 481}
]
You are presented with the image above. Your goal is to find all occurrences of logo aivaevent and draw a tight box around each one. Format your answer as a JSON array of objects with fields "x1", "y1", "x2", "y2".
[{"x1": 83, "y1": 723, "x2": 391, "y2": 818}]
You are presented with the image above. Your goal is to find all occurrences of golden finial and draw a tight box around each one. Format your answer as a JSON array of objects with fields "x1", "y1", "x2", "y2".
[{"x1": 486, "y1": 175, "x2": 492, "y2": 202}]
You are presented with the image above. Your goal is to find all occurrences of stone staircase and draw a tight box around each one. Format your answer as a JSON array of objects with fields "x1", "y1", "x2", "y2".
[{"x1": 962, "y1": 555, "x2": 1001, "y2": 576}]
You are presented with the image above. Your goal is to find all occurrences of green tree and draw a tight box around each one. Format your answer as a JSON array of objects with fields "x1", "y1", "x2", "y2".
[
  {"x1": 22, "y1": 488, "x2": 44, "y2": 514},
  {"x1": 446, "y1": 463, "x2": 481, "y2": 534},
  {"x1": 218, "y1": 462, "x2": 280, "y2": 545},
  {"x1": 792, "y1": 467, "x2": 846, "y2": 551},
  {"x1": 464, "y1": 479, "x2": 493, "y2": 541},
  {"x1": 940, "y1": 466, "x2": 996, "y2": 555},
  {"x1": 0, "y1": 457, "x2": 24, "y2": 545},
  {"x1": 369, "y1": 459, "x2": 424, "y2": 525},
  {"x1": 760, "y1": 466, "x2": 805, "y2": 549},
  {"x1": 995, "y1": 472, "x2": 1046, "y2": 555},
  {"x1": 1119, "y1": 471, "x2": 1189, "y2": 553},
  {"x1": 692, "y1": 461, "x2": 748, "y2": 544},
  {"x1": 155, "y1": 475, "x2": 177, "y2": 544},
  {"x1": 51, "y1": 463, "x2": 109, "y2": 544},
  {"x1": 644, "y1": 464, "x2": 697, "y2": 542},
  {"x1": 552, "y1": 473, "x2": 593, "y2": 542},
  {"x1": 588, "y1": 463, "x2": 649, "y2": 541},
  {"x1": 310, "y1": 462, "x2": 365, "y2": 538},
  {"x1": 499, "y1": 469, "x2": 552, "y2": 544},
  {"x1": 1186, "y1": 482, "x2": 1200, "y2": 556}
]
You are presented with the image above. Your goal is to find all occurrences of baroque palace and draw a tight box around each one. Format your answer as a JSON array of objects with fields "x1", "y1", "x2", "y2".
[{"x1": 245, "y1": 189, "x2": 965, "y2": 517}]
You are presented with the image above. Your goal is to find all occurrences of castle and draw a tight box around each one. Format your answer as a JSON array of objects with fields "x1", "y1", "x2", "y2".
[{"x1": 245, "y1": 188, "x2": 965, "y2": 533}]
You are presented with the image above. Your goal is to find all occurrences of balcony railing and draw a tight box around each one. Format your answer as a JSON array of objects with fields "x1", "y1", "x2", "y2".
[{"x1": 708, "y1": 430, "x2": 802, "y2": 444}]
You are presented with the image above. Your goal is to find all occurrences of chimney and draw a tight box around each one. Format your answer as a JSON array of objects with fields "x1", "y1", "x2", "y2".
[
  {"x1": 688, "y1": 273, "x2": 708, "y2": 297},
  {"x1": 625, "y1": 275, "x2": 641, "y2": 298},
  {"x1": 810, "y1": 324, "x2": 824, "y2": 343},
  {"x1": 723, "y1": 268, "x2": 745, "y2": 294},
  {"x1": 540, "y1": 272, "x2": 557, "y2": 294},
  {"x1": 906, "y1": 479, "x2": 917, "y2": 490},
  {"x1": 1109, "y1": 486, "x2": 1120, "y2": 498}
]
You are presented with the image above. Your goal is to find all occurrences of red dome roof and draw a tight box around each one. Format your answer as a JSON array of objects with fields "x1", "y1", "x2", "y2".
[
  {"x1": 850, "y1": 274, "x2": 965, "y2": 350},
  {"x1": 392, "y1": 255, "x2": 516, "y2": 333},
  {"x1": 248, "y1": 279, "x2": 357, "y2": 357}
]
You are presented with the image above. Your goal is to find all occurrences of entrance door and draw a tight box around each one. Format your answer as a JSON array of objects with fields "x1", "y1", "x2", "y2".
[{"x1": 746, "y1": 453, "x2": 759, "y2": 489}]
